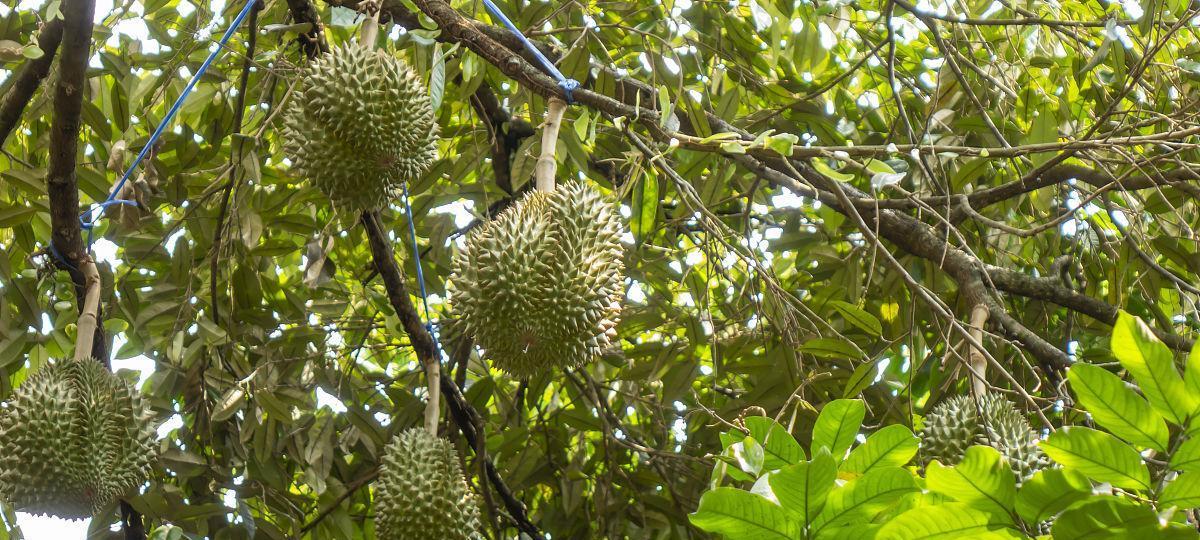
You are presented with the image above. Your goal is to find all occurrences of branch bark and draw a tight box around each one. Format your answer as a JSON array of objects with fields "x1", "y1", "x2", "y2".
[
  {"x1": 284, "y1": 0, "x2": 330, "y2": 57},
  {"x1": 0, "y1": 18, "x2": 63, "y2": 148}
]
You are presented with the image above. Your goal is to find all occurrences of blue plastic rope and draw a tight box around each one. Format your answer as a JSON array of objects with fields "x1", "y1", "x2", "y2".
[
  {"x1": 79, "y1": 0, "x2": 258, "y2": 245},
  {"x1": 399, "y1": 181, "x2": 443, "y2": 360},
  {"x1": 481, "y1": 0, "x2": 580, "y2": 104}
]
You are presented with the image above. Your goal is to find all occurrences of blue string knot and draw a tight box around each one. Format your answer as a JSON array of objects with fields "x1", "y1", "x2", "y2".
[{"x1": 481, "y1": 0, "x2": 580, "y2": 105}]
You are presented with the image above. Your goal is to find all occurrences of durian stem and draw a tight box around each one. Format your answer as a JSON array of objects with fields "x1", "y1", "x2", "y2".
[
  {"x1": 74, "y1": 256, "x2": 101, "y2": 362},
  {"x1": 358, "y1": 1, "x2": 380, "y2": 47},
  {"x1": 534, "y1": 97, "x2": 568, "y2": 192},
  {"x1": 968, "y1": 303, "x2": 990, "y2": 397},
  {"x1": 424, "y1": 356, "x2": 441, "y2": 435}
]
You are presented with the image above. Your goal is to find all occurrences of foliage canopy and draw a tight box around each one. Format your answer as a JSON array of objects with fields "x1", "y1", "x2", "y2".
[{"x1": 0, "y1": 0, "x2": 1198, "y2": 538}]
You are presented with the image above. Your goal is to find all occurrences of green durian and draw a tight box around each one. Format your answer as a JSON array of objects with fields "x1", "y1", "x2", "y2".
[
  {"x1": 0, "y1": 357, "x2": 158, "y2": 519},
  {"x1": 374, "y1": 428, "x2": 483, "y2": 540},
  {"x1": 920, "y1": 393, "x2": 1049, "y2": 483},
  {"x1": 283, "y1": 43, "x2": 437, "y2": 210},
  {"x1": 448, "y1": 181, "x2": 625, "y2": 378}
]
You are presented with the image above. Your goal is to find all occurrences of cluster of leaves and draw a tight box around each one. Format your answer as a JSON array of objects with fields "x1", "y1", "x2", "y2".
[
  {"x1": 692, "y1": 313, "x2": 1200, "y2": 539},
  {"x1": 0, "y1": 0, "x2": 1197, "y2": 538}
]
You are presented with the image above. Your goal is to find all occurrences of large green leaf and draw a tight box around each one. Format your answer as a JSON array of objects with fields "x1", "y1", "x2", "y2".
[
  {"x1": 689, "y1": 488, "x2": 800, "y2": 540},
  {"x1": 1051, "y1": 497, "x2": 1196, "y2": 540},
  {"x1": 876, "y1": 502, "x2": 1012, "y2": 540},
  {"x1": 1161, "y1": 472, "x2": 1200, "y2": 510},
  {"x1": 811, "y1": 399, "x2": 865, "y2": 460},
  {"x1": 1067, "y1": 363, "x2": 1169, "y2": 450},
  {"x1": 926, "y1": 446, "x2": 1016, "y2": 519},
  {"x1": 1184, "y1": 341, "x2": 1200, "y2": 399},
  {"x1": 745, "y1": 416, "x2": 806, "y2": 472},
  {"x1": 1171, "y1": 437, "x2": 1200, "y2": 472},
  {"x1": 768, "y1": 451, "x2": 836, "y2": 525},
  {"x1": 841, "y1": 424, "x2": 918, "y2": 475},
  {"x1": 1111, "y1": 311, "x2": 1196, "y2": 425},
  {"x1": 1014, "y1": 468, "x2": 1093, "y2": 524},
  {"x1": 811, "y1": 467, "x2": 917, "y2": 533},
  {"x1": 828, "y1": 300, "x2": 882, "y2": 337},
  {"x1": 1041, "y1": 426, "x2": 1150, "y2": 491}
]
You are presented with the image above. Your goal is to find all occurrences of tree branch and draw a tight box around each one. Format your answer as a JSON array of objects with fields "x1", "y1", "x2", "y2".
[
  {"x1": 0, "y1": 18, "x2": 63, "y2": 148},
  {"x1": 285, "y1": 0, "x2": 330, "y2": 57}
]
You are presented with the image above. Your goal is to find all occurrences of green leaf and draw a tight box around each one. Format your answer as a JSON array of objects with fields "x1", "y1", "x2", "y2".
[
  {"x1": 812, "y1": 467, "x2": 917, "y2": 533},
  {"x1": 1068, "y1": 363, "x2": 1169, "y2": 450},
  {"x1": 876, "y1": 502, "x2": 1011, "y2": 539},
  {"x1": 769, "y1": 451, "x2": 836, "y2": 525},
  {"x1": 811, "y1": 399, "x2": 865, "y2": 460},
  {"x1": 1111, "y1": 311, "x2": 1196, "y2": 425},
  {"x1": 1014, "y1": 468, "x2": 1093, "y2": 524},
  {"x1": 1184, "y1": 340, "x2": 1200, "y2": 401},
  {"x1": 829, "y1": 300, "x2": 882, "y2": 337},
  {"x1": 1051, "y1": 497, "x2": 1173, "y2": 540},
  {"x1": 812, "y1": 159, "x2": 854, "y2": 182},
  {"x1": 689, "y1": 488, "x2": 800, "y2": 540},
  {"x1": 429, "y1": 43, "x2": 446, "y2": 111},
  {"x1": 926, "y1": 446, "x2": 1016, "y2": 518},
  {"x1": 631, "y1": 170, "x2": 659, "y2": 244},
  {"x1": 1041, "y1": 426, "x2": 1150, "y2": 491},
  {"x1": 841, "y1": 424, "x2": 918, "y2": 475},
  {"x1": 1171, "y1": 437, "x2": 1200, "y2": 472},
  {"x1": 734, "y1": 436, "x2": 766, "y2": 476},
  {"x1": 1162, "y1": 472, "x2": 1200, "y2": 510},
  {"x1": 842, "y1": 360, "x2": 879, "y2": 398},
  {"x1": 800, "y1": 337, "x2": 860, "y2": 359},
  {"x1": 745, "y1": 416, "x2": 806, "y2": 471}
]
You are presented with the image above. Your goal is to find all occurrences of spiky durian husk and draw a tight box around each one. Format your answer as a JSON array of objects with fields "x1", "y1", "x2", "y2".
[
  {"x1": 448, "y1": 181, "x2": 625, "y2": 378},
  {"x1": 920, "y1": 393, "x2": 1048, "y2": 483},
  {"x1": 374, "y1": 429, "x2": 483, "y2": 540},
  {"x1": 282, "y1": 43, "x2": 438, "y2": 210},
  {"x1": 0, "y1": 358, "x2": 157, "y2": 519}
]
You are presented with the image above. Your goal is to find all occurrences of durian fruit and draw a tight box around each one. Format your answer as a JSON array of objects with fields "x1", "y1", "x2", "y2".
[
  {"x1": 282, "y1": 43, "x2": 438, "y2": 210},
  {"x1": 920, "y1": 393, "x2": 1049, "y2": 483},
  {"x1": 0, "y1": 357, "x2": 157, "y2": 519},
  {"x1": 374, "y1": 428, "x2": 483, "y2": 540},
  {"x1": 449, "y1": 181, "x2": 625, "y2": 378}
]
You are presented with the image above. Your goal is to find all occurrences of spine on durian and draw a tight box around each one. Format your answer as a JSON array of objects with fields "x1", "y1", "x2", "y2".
[
  {"x1": 373, "y1": 428, "x2": 483, "y2": 540},
  {"x1": 0, "y1": 357, "x2": 158, "y2": 519}
]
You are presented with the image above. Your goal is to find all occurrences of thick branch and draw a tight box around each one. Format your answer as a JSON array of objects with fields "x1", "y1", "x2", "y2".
[
  {"x1": 986, "y1": 265, "x2": 1194, "y2": 352},
  {"x1": 0, "y1": 18, "x2": 63, "y2": 148},
  {"x1": 968, "y1": 164, "x2": 1200, "y2": 211},
  {"x1": 284, "y1": 0, "x2": 330, "y2": 56},
  {"x1": 46, "y1": 2, "x2": 93, "y2": 271}
]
